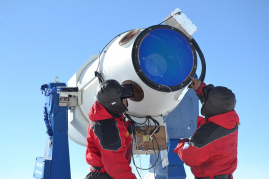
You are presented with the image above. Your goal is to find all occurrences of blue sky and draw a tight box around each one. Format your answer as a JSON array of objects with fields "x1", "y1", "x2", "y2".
[{"x1": 1, "y1": 0, "x2": 269, "y2": 178}]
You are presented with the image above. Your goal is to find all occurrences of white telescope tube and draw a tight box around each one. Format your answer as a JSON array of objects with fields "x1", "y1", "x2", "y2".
[{"x1": 67, "y1": 25, "x2": 197, "y2": 146}]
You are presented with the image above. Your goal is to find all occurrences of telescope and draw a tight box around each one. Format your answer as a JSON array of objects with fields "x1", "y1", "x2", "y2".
[
  {"x1": 65, "y1": 8, "x2": 205, "y2": 153},
  {"x1": 33, "y1": 7, "x2": 206, "y2": 179}
]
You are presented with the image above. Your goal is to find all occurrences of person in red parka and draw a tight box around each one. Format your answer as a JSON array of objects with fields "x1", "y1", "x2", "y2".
[
  {"x1": 174, "y1": 77, "x2": 239, "y2": 179},
  {"x1": 85, "y1": 79, "x2": 137, "y2": 179}
]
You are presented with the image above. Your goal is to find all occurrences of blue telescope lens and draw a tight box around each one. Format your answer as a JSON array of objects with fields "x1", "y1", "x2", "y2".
[{"x1": 138, "y1": 28, "x2": 194, "y2": 87}]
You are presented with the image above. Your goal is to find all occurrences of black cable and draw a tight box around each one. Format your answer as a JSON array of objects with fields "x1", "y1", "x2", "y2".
[
  {"x1": 126, "y1": 114, "x2": 161, "y2": 172},
  {"x1": 134, "y1": 161, "x2": 143, "y2": 179},
  {"x1": 153, "y1": 138, "x2": 157, "y2": 178},
  {"x1": 95, "y1": 51, "x2": 102, "y2": 72},
  {"x1": 127, "y1": 116, "x2": 160, "y2": 136},
  {"x1": 131, "y1": 140, "x2": 161, "y2": 171},
  {"x1": 124, "y1": 114, "x2": 162, "y2": 179},
  {"x1": 151, "y1": 125, "x2": 158, "y2": 178},
  {"x1": 128, "y1": 117, "x2": 143, "y2": 179}
]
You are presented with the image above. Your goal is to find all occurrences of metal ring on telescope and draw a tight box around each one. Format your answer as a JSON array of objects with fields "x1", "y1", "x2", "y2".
[{"x1": 132, "y1": 25, "x2": 197, "y2": 92}]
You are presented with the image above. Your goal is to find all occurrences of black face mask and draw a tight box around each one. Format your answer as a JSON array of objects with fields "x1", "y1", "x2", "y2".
[
  {"x1": 121, "y1": 84, "x2": 134, "y2": 99},
  {"x1": 96, "y1": 80, "x2": 134, "y2": 116}
]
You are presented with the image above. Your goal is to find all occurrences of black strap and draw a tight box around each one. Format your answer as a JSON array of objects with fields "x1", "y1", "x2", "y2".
[{"x1": 94, "y1": 71, "x2": 104, "y2": 84}]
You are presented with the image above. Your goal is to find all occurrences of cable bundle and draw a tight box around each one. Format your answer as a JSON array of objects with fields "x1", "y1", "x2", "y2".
[
  {"x1": 125, "y1": 114, "x2": 160, "y2": 137},
  {"x1": 124, "y1": 113, "x2": 162, "y2": 179}
]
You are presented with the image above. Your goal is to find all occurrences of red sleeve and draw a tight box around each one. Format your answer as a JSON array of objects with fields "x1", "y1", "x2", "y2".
[
  {"x1": 174, "y1": 138, "x2": 211, "y2": 167},
  {"x1": 100, "y1": 124, "x2": 136, "y2": 179},
  {"x1": 195, "y1": 82, "x2": 206, "y2": 95},
  {"x1": 86, "y1": 125, "x2": 103, "y2": 167}
]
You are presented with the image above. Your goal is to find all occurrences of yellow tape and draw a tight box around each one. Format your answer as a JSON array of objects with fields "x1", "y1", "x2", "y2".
[{"x1": 143, "y1": 135, "x2": 151, "y2": 141}]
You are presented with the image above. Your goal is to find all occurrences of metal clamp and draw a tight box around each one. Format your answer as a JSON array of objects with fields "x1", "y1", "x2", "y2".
[{"x1": 57, "y1": 87, "x2": 81, "y2": 107}]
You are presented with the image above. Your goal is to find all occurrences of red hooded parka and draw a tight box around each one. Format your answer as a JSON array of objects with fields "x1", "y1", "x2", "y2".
[
  {"x1": 86, "y1": 101, "x2": 136, "y2": 179},
  {"x1": 174, "y1": 83, "x2": 239, "y2": 179}
]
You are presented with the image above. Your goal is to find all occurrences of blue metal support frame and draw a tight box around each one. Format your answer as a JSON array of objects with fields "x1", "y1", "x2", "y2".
[
  {"x1": 148, "y1": 89, "x2": 199, "y2": 179},
  {"x1": 33, "y1": 83, "x2": 71, "y2": 179}
]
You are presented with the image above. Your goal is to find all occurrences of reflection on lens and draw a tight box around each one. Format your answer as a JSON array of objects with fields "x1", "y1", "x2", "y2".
[
  {"x1": 138, "y1": 28, "x2": 194, "y2": 87},
  {"x1": 145, "y1": 54, "x2": 167, "y2": 77}
]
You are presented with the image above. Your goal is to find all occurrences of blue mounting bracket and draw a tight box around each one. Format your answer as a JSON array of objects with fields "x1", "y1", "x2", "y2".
[
  {"x1": 33, "y1": 83, "x2": 71, "y2": 179},
  {"x1": 148, "y1": 89, "x2": 199, "y2": 179}
]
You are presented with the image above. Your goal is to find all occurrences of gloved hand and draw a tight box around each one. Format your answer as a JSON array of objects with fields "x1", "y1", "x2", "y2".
[{"x1": 189, "y1": 77, "x2": 202, "y2": 91}]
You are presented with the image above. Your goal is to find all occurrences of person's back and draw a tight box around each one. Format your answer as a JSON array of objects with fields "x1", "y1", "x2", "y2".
[
  {"x1": 85, "y1": 80, "x2": 136, "y2": 179},
  {"x1": 174, "y1": 77, "x2": 239, "y2": 179}
]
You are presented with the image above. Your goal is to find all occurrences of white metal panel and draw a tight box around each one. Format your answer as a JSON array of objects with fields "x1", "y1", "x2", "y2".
[{"x1": 164, "y1": 7, "x2": 198, "y2": 39}]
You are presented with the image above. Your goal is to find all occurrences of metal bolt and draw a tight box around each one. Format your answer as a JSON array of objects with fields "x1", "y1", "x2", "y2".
[{"x1": 55, "y1": 77, "x2": 60, "y2": 83}]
